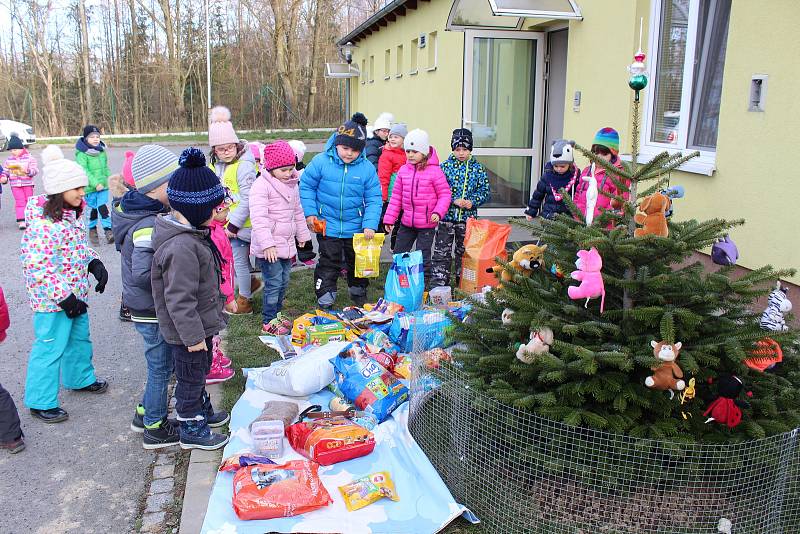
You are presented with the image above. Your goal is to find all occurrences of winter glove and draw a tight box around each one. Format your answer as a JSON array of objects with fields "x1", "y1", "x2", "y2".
[
  {"x1": 88, "y1": 259, "x2": 108, "y2": 293},
  {"x1": 58, "y1": 294, "x2": 89, "y2": 319}
]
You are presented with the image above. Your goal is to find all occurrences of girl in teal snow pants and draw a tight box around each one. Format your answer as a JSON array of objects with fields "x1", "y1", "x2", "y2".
[{"x1": 20, "y1": 145, "x2": 110, "y2": 423}]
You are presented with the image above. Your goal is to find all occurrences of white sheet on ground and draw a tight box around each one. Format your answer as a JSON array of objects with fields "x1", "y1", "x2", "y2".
[{"x1": 201, "y1": 367, "x2": 478, "y2": 534}]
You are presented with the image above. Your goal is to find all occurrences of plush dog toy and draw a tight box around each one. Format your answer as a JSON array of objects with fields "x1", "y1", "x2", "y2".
[
  {"x1": 634, "y1": 192, "x2": 671, "y2": 237},
  {"x1": 567, "y1": 247, "x2": 606, "y2": 312},
  {"x1": 704, "y1": 374, "x2": 751, "y2": 429},
  {"x1": 489, "y1": 243, "x2": 547, "y2": 286},
  {"x1": 644, "y1": 340, "x2": 685, "y2": 398},
  {"x1": 516, "y1": 327, "x2": 554, "y2": 364}
]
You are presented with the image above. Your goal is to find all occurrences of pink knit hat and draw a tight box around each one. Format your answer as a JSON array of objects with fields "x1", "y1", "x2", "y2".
[
  {"x1": 262, "y1": 141, "x2": 297, "y2": 172},
  {"x1": 208, "y1": 106, "x2": 239, "y2": 147},
  {"x1": 122, "y1": 150, "x2": 135, "y2": 187}
]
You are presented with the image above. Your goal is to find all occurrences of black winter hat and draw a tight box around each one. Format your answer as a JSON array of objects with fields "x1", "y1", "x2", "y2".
[
  {"x1": 82, "y1": 124, "x2": 101, "y2": 139},
  {"x1": 6, "y1": 135, "x2": 24, "y2": 150},
  {"x1": 451, "y1": 128, "x2": 473, "y2": 151},
  {"x1": 167, "y1": 147, "x2": 225, "y2": 228},
  {"x1": 334, "y1": 113, "x2": 368, "y2": 152}
]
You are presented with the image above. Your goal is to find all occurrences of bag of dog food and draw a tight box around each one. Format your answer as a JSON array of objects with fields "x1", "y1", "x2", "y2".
[
  {"x1": 353, "y1": 232, "x2": 386, "y2": 278},
  {"x1": 460, "y1": 218, "x2": 511, "y2": 294},
  {"x1": 232, "y1": 460, "x2": 332, "y2": 520},
  {"x1": 332, "y1": 346, "x2": 409, "y2": 422},
  {"x1": 285, "y1": 405, "x2": 376, "y2": 465}
]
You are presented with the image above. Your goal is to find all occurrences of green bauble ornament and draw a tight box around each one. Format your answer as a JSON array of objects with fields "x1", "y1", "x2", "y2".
[{"x1": 629, "y1": 74, "x2": 648, "y2": 91}]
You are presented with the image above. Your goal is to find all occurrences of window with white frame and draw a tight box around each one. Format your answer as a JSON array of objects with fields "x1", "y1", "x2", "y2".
[
  {"x1": 384, "y1": 49, "x2": 391, "y2": 79},
  {"x1": 369, "y1": 55, "x2": 375, "y2": 83},
  {"x1": 648, "y1": 0, "x2": 731, "y2": 152},
  {"x1": 396, "y1": 44, "x2": 404, "y2": 77},
  {"x1": 410, "y1": 38, "x2": 419, "y2": 74},
  {"x1": 426, "y1": 31, "x2": 438, "y2": 70}
]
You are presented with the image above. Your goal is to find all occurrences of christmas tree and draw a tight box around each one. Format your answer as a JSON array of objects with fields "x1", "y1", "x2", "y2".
[{"x1": 452, "y1": 51, "x2": 800, "y2": 444}]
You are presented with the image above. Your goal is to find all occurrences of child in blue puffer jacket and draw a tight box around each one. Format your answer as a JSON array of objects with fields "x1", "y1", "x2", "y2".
[{"x1": 300, "y1": 113, "x2": 383, "y2": 309}]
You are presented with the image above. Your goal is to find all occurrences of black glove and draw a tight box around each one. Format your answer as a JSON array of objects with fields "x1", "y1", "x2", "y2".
[
  {"x1": 88, "y1": 259, "x2": 108, "y2": 294},
  {"x1": 58, "y1": 294, "x2": 89, "y2": 318}
]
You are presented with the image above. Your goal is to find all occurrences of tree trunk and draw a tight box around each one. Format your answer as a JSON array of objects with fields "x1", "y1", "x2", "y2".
[
  {"x1": 128, "y1": 0, "x2": 142, "y2": 132},
  {"x1": 306, "y1": 0, "x2": 323, "y2": 121},
  {"x1": 158, "y1": 0, "x2": 186, "y2": 125},
  {"x1": 78, "y1": 0, "x2": 93, "y2": 122}
]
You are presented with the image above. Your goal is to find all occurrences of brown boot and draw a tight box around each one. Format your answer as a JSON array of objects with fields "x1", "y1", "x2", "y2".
[
  {"x1": 230, "y1": 295, "x2": 253, "y2": 315},
  {"x1": 89, "y1": 227, "x2": 100, "y2": 245},
  {"x1": 250, "y1": 276, "x2": 263, "y2": 296}
]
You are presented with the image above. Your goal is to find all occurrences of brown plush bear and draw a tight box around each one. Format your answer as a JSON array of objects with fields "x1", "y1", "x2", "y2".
[
  {"x1": 645, "y1": 340, "x2": 686, "y2": 398},
  {"x1": 634, "y1": 193, "x2": 671, "y2": 237},
  {"x1": 489, "y1": 243, "x2": 547, "y2": 286}
]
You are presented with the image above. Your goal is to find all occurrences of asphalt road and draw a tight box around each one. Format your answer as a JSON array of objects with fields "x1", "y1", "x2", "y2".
[{"x1": 0, "y1": 144, "x2": 177, "y2": 534}]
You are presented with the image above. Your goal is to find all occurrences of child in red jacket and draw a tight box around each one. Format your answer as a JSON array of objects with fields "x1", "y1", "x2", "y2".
[{"x1": 0, "y1": 285, "x2": 25, "y2": 454}]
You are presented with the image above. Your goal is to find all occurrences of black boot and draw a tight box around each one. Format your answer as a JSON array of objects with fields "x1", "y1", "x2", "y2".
[
  {"x1": 178, "y1": 416, "x2": 229, "y2": 450},
  {"x1": 201, "y1": 391, "x2": 230, "y2": 428},
  {"x1": 143, "y1": 418, "x2": 180, "y2": 450},
  {"x1": 75, "y1": 380, "x2": 109, "y2": 394},
  {"x1": 30, "y1": 407, "x2": 69, "y2": 423}
]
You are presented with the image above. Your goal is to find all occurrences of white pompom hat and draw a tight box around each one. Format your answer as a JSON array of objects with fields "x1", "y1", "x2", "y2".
[
  {"x1": 288, "y1": 140, "x2": 307, "y2": 162},
  {"x1": 41, "y1": 145, "x2": 89, "y2": 195},
  {"x1": 372, "y1": 111, "x2": 394, "y2": 131},
  {"x1": 404, "y1": 129, "x2": 430, "y2": 155}
]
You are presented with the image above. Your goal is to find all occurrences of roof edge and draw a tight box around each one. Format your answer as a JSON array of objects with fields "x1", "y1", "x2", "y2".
[{"x1": 337, "y1": 0, "x2": 412, "y2": 46}]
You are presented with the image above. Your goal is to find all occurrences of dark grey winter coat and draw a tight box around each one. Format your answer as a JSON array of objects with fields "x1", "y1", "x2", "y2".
[{"x1": 150, "y1": 215, "x2": 225, "y2": 347}]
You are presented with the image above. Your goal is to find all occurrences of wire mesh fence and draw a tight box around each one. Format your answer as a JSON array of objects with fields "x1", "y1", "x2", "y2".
[{"x1": 406, "y1": 315, "x2": 800, "y2": 533}]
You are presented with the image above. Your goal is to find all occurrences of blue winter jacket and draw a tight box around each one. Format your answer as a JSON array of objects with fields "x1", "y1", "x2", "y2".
[{"x1": 300, "y1": 134, "x2": 383, "y2": 239}]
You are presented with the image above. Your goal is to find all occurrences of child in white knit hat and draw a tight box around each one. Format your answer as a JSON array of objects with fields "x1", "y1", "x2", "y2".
[{"x1": 20, "y1": 145, "x2": 109, "y2": 425}]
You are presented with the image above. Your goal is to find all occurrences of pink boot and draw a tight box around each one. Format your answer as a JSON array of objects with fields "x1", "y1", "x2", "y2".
[{"x1": 206, "y1": 358, "x2": 235, "y2": 384}]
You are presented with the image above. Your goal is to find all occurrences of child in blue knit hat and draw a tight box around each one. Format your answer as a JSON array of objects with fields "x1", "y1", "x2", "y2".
[{"x1": 151, "y1": 147, "x2": 230, "y2": 451}]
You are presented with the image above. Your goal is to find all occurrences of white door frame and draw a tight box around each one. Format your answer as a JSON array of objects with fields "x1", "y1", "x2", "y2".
[{"x1": 463, "y1": 28, "x2": 545, "y2": 217}]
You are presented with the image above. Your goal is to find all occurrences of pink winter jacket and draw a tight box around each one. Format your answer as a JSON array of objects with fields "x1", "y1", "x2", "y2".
[
  {"x1": 209, "y1": 219, "x2": 235, "y2": 304},
  {"x1": 383, "y1": 147, "x2": 452, "y2": 230},
  {"x1": 573, "y1": 157, "x2": 628, "y2": 226},
  {"x1": 1, "y1": 149, "x2": 38, "y2": 187},
  {"x1": 249, "y1": 172, "x2": 312, "y2": 260}
]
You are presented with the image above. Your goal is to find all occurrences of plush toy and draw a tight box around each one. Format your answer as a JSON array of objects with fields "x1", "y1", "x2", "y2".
[
  {"x1": 711, "y1": 235, "x2": 739, "y2": 266},
  {"x1": 516, "y1": 327, "x2": 554, "y2": 364},
  {"x1": 759, "y1": 281, "x2": 792, "y2": 332},
  {"x1": 703, "y1": 374, "x2": 751, "y2": 429},
  {"x1": 743, "y1": 337, "x2": 783, "y2": 372},
  {"x1": 644, "y1": 340, "x2": 685, "y2": 398},
  {"x1": 489, "y1": 243, "x2": 547, "y2": 286},
  {"x1": 634, "y1": 192, "x2": 671, "y2": 237},
  {"x1": 582, "y1": 164, "x2": 599, "y2": 226},
  {"x1": 501, "y1": 308, "x2": 515, "y2": 325},
  {"x1": 660, "y1": 185, "x2": 684, "y2": 218},
  {"x1": 567, "y1": 247, "x2": 606, "y2": 312}
]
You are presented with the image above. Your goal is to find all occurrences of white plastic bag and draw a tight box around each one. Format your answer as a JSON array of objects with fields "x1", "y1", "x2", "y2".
[{"x1": 252, "y1": 341, "x2": 348, "y2": 396}]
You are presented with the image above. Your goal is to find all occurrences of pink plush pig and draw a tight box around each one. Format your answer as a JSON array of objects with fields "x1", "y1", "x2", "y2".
[{"x1": 567, "y1": 247, "x2": 606, "y2": 312}]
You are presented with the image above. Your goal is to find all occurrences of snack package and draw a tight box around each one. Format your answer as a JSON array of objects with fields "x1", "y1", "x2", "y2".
[
  {"x1": 332, "y1": 346, "x2": 409, "y2": 422},
  {"x1": 339, "y1": 472, "x2": 400, "y2": 512},
  {"x1": 250, "y1": 420, "x2": 285, "y2": 459},
  {"x1": 393, "y1": 354, "x2": 413, "y2": 379},
  {"x1": 305, "y1": 322, "x2": 347, "y2": 346},
  {"x1": 232, "y1": 461, "x2": 332, "y2": 520},
  {"x1": 291, "y1": 313, "x2": 317, "y2": 346},
  {"x1": 220, "y1": 451, "x2": 276, "y2": 472},
  {"x1": 422, "y1": 348, "x2": 452, "y2": 369},
  {"x1": 310, "y1": 217, "x2": 327, "y2": 236},
  {"x1": 460, "y1": 218, "x2": 511, "y2": 294},
  {"x1": 361, "y1": 328, "x2": 400, "y2": 356},
  {"x1": 285, "y1": 411, "x2": 376, "y2": 465},
  {"x1": 353, "y1": 232, "x2": 386, "y2": 278}
]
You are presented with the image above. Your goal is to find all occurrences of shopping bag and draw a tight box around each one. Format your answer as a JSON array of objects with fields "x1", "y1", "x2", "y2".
[
  {"x1": 459, "y1": 218, "x2": 512, "y2": 294},
  {"x1": 353, "y1": 232, "x2": 386, "y2": 278},
  {"x1": 384, "y1": 250, "x2": 424, "y2": 312}
]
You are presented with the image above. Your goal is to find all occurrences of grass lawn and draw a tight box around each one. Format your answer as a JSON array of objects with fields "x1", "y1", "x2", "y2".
[
  {"x1": 219, "y1": 266, "x2": 483, "y2": 533},
  {"x1": 40, "y1": 129, "x2": 330, "y2": 146}
]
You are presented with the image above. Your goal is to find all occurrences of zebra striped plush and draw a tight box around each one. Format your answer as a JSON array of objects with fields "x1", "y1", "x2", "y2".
[{"x1": 760, "y1": 281, "x2": 792, "y2": 332}]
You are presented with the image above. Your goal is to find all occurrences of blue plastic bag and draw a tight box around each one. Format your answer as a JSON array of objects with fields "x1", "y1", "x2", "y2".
[
  {"x1": 331, "y1": 343, "x2": 409, "y2": 423},
  {"x1": 384, "y1": 251, "x2": 424, "y2": 312}
]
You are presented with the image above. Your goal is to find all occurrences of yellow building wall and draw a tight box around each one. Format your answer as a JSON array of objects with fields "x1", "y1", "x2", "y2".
[
  {"x1": 562, "y1": 0, "x2": 799, "y2": 281},
  {"x1": 349, "y1": 0, "x2": 464, "y2": 156}
]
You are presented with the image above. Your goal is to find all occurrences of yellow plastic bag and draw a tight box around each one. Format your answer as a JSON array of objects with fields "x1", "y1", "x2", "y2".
[{"x1": 353, "y1": 233, "x2": 385, "y2": 278}]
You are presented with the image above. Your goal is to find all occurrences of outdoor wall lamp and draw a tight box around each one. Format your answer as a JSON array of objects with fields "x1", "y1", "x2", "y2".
[{"x1": 338, "y1": 42, "x2": 356, "y2": 65}]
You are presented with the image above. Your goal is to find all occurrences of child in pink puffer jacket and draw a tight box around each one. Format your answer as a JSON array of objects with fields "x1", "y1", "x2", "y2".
[
  {"x1": 383, "y1": 129, "x2": 452, "y2": 287},
  {"x1": 250, "y1": 141, "x2": 312, "y2": 334}
]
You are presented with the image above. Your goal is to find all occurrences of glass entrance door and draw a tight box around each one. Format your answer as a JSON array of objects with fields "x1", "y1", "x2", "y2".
[{"x1": 463, "y1": 29, "x2": 544, "y2": 213}]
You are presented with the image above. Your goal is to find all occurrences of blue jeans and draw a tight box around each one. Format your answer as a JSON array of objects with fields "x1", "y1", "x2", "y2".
[
  {"x1": 134, "y1": 322, "x2": 173, "y2": 426},
  {"x1": 259, "y1": 258, "x2": 291, "y2": 324}
]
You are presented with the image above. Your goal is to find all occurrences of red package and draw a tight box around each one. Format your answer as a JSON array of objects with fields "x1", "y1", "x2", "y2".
[
  {"x1": 286, "y1": 407, "x2": 375, "y2": 465},
  {"x1": 232, "y1": 460, "x2": 332, "y2": 520}
]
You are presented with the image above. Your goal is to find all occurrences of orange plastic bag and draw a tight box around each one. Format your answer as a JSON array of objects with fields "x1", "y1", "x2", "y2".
[
  {"x1": 459, "y1": 218, "x2": 512, "y2": 294},
  {"x1": 232, "y1": 460, "x2": 332, "y2": 520}
]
